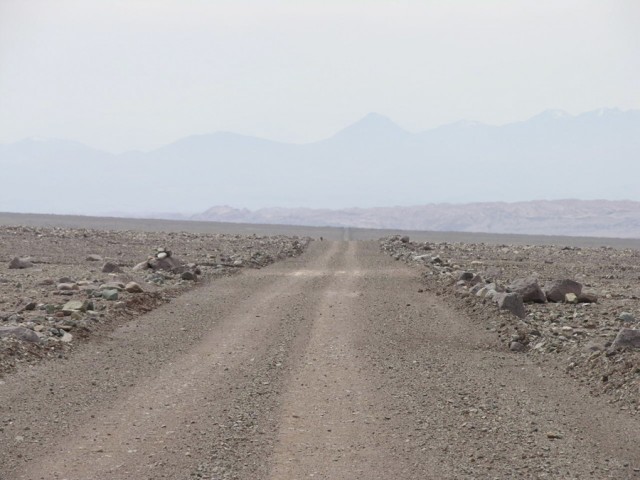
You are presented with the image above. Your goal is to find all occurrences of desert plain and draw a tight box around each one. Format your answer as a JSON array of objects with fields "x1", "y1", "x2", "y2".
[{"x1": 0, "y1": 213, "x2": 639, "y2": 479}]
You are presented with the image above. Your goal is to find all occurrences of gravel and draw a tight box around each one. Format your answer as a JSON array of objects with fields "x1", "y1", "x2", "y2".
[{"x1": 380, "y1": 235, "x2": 640, "y2": 409}]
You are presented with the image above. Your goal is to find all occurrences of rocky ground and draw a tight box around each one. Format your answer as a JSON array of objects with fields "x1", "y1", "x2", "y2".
[
  {"x1": 381, "y1": 235, "x2": 640, "y2": 409},
  {"x1": 0, "y1": 225, "x2": 310, "y2": 375}
]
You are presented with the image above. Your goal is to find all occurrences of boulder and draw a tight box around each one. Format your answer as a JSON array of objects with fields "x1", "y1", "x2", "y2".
[
  {"x1": 9, "y1": 257, "x2": 33, "y2": 269},
  {"x1": 544, "y1": 279, "x2": 582, "y2": 303},
  {"x1": 611, "y1": 328, "x2": 640, "y2": 349},
  {"x1": 102, "y1": 261, "x2": 122, "y2": 273},
  {"x1": 508, "y1": 277, "x2": 546, "y2": 303},
  {"x1": 495, "y1": 292, "x2": 526, "y2": 318},
  {"x1": 0, "y1": 326, "x2": 40, "y2": 343}
]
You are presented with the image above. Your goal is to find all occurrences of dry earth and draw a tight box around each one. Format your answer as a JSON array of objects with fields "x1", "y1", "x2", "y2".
[{"x1": 1, "y1": 234, "x2": 639, "y2": 479}]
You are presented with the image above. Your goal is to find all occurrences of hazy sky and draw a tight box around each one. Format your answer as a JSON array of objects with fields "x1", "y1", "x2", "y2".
[{"x1": 1, "y1": 0, "x2": 639, "y2": 153}]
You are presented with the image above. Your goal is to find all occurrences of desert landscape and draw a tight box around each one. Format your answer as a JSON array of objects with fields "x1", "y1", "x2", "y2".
[
  {"x1": 3, "y1": 2, "x2": 639, "y2": 478},
  {"x1": 0, "y1": 214, "x2": 639, "y2": 479}
]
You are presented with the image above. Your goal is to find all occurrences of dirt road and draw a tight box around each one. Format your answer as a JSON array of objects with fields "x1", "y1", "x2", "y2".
[{"x1": 1, "y1": 241, "x2": 639, "y2": 479}]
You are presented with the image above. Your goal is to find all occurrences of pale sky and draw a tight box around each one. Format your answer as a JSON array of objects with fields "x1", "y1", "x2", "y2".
[{"x1": 1, "y1": 0, "x2": 638, "y2": 153}]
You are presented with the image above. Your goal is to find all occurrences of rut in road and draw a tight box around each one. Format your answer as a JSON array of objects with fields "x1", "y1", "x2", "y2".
[{"x1": 1, "y1": 241, "x2": 639, "y2": 479}]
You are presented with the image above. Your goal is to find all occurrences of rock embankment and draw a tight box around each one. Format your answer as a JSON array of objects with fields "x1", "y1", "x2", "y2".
[
  {"x1": 0, "y1": 226, "x2": 310, "y2": 374},
  {"x1": 381, "y1": 235, "x2": 640, "y2": 409}
]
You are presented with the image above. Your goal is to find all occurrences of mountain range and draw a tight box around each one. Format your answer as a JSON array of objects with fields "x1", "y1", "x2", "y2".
[
  {"x1": 1, "y1": 108, "x2": 639, "y2": 222},
  {"x1": 192, "y1": 200, "x2": 640, "y2": 238}
]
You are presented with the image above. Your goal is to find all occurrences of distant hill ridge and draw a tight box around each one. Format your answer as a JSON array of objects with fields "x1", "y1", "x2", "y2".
[
  {"x1": 1, "y1": 108, "x2": 639, "y2": 217},
  {"x1": 193, "y1": 200, "x2": 640, "y2": 239}
]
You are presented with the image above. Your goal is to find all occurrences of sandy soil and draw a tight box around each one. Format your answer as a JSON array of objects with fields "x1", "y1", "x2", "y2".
[{"x1": 1, "y1": 240, "x2": 639, "y2": 479}]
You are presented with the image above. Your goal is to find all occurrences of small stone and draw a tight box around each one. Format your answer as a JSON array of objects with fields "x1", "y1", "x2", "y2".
[
  {"x1": 584, "y1": 341, "x2": 604, "y2": 352},
  {"x1": 86, "y1": 254, "x2": 103, "y2": 262},
  {"x1": 132, "y1": 260, "x2": 150, "y2": 271},
  {"x1": 62, "y1": 300, "x2": 85, "y2": 312},
  {"x1": 577, "y1": 292, "x2": 598, "y2": 303},
  {"x1": 565, "y1": 293, "x2": 578, "y2": 304},
  {"x1": 125, "y1": 282, "x2": 143, "y2": 293},
  {"x1": 181, "y1": 271, "x2": 197, "y2": 281},
  {"x1": 458, "y1": 271, "x2": 474, "y2": 282},
  {"x1": 0, "y1": 326, "x2": 40, "y2": 343},
  {"x1": 611, "y1": 328, "x2": 640, "y2": 349},
  {"x1": 60, "y1": 332, "x2": 73, "y2": 343},
  {"x1": 99, "y1": 282, "x2": 125, "y2": 291},
  {"x1": 57, "y1": 283, "x2": 78, "y2": 291},
  {"x1": 9, "y1": 257, "x2": 33, "y2": 269},
  {"x1": 546, "y1": 432, "x2": 563, "y2": 439},
  {"x1": 509, "y1": 341, "x2": 526, "y2": 352},
  {"x1": 400, "y1": 236, "x2": 410, "y2": 243},
  {"x1": 101, "y1": 262, "x2": 122, "y2": 273},
  {"x1": 102, "y1": 289, "x2": 119, "y2": 301},
  {"x1": 617, "y1": 312, "x2": 636, "y2": 323}
]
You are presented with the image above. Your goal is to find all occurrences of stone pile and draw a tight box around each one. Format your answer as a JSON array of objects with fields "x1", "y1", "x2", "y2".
[
  {"x1": 381, "y1": 234, "x2": 640, "y2": 408},
  {"x1": 0, "y1": 225, "x2": 311, "y2": 374}
]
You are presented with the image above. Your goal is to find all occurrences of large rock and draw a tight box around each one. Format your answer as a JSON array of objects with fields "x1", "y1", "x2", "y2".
[
  {"x1": 0, "y1": 326, "x2": 40, "y2": 343},
  {"x1": 611, "y1": 328, "x2": 640, "y2": 349},
  {"x1": 508, "y1": 277, "x2": 547, "y2": 303},
  {"x1": 495, "y1": 292, "x2": 526, "y2": 318},
  {"x1": 544, "y1": 279, "x2": 582, "y2": 303},
  {"x1": 9, "y1": 257, "x2": 33, "y2": 269}
]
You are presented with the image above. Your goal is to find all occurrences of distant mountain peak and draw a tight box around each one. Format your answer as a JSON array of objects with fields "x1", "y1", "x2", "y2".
[
  {"x1": 360, "y1": 111, "x2": 393, "y2": 122},
  {"x1": 531, "y1": 109, "x2": 572, "y2": 121},
  {"x1": 329, "y1": 112, "x2": 409, "y2": 141},
  {"x1": 590, "y1": 107, "x2": 622, "y2": 117}
]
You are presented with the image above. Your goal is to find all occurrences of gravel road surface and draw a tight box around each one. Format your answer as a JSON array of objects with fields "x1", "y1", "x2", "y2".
[{"x1": 1, "y1": 241, "x2": 639, "y2": 479}]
